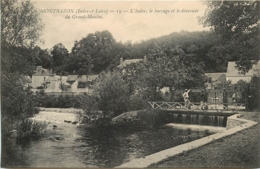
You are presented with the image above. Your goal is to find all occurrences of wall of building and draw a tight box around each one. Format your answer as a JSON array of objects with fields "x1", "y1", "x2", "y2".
[
  {"x1": 226, "y1": 76, "x2": 252, "y2": 84},
  {"x1": 70, "y1": 80, "x2": 78, "y2": 93},
  {"x1": 32, "y1": 76, "x2": 49, "y2": 88}
]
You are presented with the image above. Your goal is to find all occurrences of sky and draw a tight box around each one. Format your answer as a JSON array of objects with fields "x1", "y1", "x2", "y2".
[{"x1": 32, "y1": 1, "x2": 209, "y2": 51}]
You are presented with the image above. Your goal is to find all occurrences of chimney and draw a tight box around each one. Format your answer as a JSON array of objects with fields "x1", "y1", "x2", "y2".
[
  {"x1": 120, "y1": 57, "x2": 123, "y2": 64},
  {"x1": 49, "y1": 68, "x2": 52, "y2": 74}
]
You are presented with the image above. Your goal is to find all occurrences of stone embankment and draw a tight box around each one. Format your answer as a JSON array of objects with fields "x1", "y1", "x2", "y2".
[
  {"x1": 110, "y1": 111, "x2": 148, "y2": 126},
  {"x1": 116, "y1": 112, "x2": 258, "y2": 168}
]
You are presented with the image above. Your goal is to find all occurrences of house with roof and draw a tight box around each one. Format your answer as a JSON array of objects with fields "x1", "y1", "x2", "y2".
[
  {"x1": 226, "y1": 61, "x2": 260, "y2": 84},
  {"x1": 62, "y1": 74, "x2": 99, "y2": 94},
  {"x1": 205, "y1": 73, "x2": 226, "y2": 89},
  {"x1": 117, "y1": 56, "x2": 146, "y2": 74},
  {"x1": 30, "y1": 65, "x2": 100, "y2": 95},
  {"x1": 117, "y1": 57, "x2": 143, "y2": 69},
  {"x1": 32, "y1": 66, "x2": 52, "y2": 88},
  {"x1": 44, "y1": 75, "x2": 62, "y2": 93}
]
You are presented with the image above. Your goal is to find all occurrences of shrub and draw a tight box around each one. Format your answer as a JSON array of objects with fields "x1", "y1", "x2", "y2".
[
  {"x1": 16, "y1": 119, "x2": 47, "y2": 143},
  {"x1": 1, "y1": 73, "x2": 40, "y2": 136},
  {"x1": 93, "y1": 71, "x2": 132, "y2": 116},
  {"x1": 34, "y1": 93, "x2": 84, "y2": 108},
  {"x1": 128, "y1": 93, "x2": 149, "y2": 111}
]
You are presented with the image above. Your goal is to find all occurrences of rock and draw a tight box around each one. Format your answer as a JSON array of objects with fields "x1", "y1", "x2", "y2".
[
  {"x1": 71, "y1": 121, "x2": 78, "y2": 125},
  {"x1": 54, "y1": 136, "x2": 63, "y2": 140},
  {"x1": 48, "y1": 137, "x2": 55, "y2": 141}
]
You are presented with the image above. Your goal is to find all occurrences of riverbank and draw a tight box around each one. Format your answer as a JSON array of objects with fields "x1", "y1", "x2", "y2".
[
  {"x1": 152, "y1": 111, "x2": 260, "y2": 168},
  {"x1": 2, "y1": 109, "x2": 214, "y2": 168}
]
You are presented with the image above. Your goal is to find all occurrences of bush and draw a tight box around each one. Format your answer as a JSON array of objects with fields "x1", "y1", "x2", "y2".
[
  {"x1": 16, "y1": 119, "x2": 47, "y2": 143},
  {"x1": 1, "y1": 73, "x2": 40, "y2": 136},
  {"x1": 34, "y1": 93, "x2": 83, "y2": 108},
  {"x1": 82, "y1": 110, "x2": 114, "y2": 127},
  {"x1": 128, "y1": 93, "x2": 149, "y2": 111},
  {"x1": 94, "y1": 71, "x2": 132, "y2": 116}
]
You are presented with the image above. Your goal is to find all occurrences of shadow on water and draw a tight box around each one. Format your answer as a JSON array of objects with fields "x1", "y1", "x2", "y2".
[
  {"x1": 65, "y1": 125, "x2": 213, "y2": 167},
  {"x1": 2, "y1": 125, "x2": 213, "y2": 168}
]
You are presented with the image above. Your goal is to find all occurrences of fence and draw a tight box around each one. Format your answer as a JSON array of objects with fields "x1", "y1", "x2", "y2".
[{"x1": 148, "y1": 101, "x2": 245, "y2": 113}]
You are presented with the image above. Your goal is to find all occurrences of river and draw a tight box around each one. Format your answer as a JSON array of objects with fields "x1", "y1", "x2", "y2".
[{"x1": 2, "y1": 111, "x2": 213, "y2": 168}]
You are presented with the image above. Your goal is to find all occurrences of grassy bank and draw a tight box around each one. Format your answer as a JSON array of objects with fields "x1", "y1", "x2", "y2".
[{"x1": 151, "y1": 111, "x2": 260, "y2": 168}]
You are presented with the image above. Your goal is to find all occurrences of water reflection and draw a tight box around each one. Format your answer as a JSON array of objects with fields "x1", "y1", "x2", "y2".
[{"x1": 2, "y1": 125, "x2": 213, "y2": 168}]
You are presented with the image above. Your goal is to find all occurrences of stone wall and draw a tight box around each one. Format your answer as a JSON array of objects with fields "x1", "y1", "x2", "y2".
[{"x1": 226, "y1": 114, "x2": 246, "y2": 129}]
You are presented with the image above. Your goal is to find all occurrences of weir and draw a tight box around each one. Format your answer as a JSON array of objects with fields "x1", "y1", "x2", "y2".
[
  {"x1": 148, "y1": 101, "x2": 239, "y2": 127},
  {"x1": 158, "y1": 109, "x2": 235, "y2": 127}
]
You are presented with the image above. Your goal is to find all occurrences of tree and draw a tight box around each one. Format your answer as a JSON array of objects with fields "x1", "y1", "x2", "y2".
[
  {"x1": 1, "y1": 73, "x2": 38, "y2": 134},
  {"x1": 2, "y1": 45, "x2": 36, "y2": 76},
  {"x1": 51, "y1": 43, "x2": 69, "y2": 72},
  {"x1": 124, "y1": 44, "x2": 206, "y2": 101},
  {"x1": 199, "y1": 1, "x2": 260, "y2": 73},
  {"x1": 33, "y1": 46, "x2": 53, "y2": 69},
  {"x1": 64, "y1": 40, "x2": 94, "y2": 75},
  {"x1": 1, "y1": 0, "x2": 44, "y2": 47},
  {"x1": 93, "y1": 71, "x2": 131, "y2": 116},
  {"x1": 70, "y1": 30, "x2": 118, "y2": 74},
  {"x1": 1, "y1": 0, "x2": 43, "y2": 136}
]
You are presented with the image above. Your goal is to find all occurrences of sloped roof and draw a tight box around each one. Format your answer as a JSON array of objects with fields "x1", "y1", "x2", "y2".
[
  {"x1": 48, "y1": 75, "x2": 57, "y2": 81},
  {"x1": 64, "y1": 82, "x2": 71, "y2": 86},
  {"x1": 205, "y1": 73, "x2": 226, "y2": 82},
  {"x1": 87, "y1": 74, "x2": 99, "y2": 81},
  {"x1": 254, "y1": 61, "x2": 260, "y2": 69},
  {"x1": 33, "y1": 67, "x2": 50, "y2": 76},
  {"x1": 67, "y1": 75, "x2": 98, "y2": 83},
  {"x1": 78, "y1": 75, "x2": 87, "y2": 82},
  {"x1": 67, "y1": 75, "x2": 78, "y2": 82},
  {"x1": 226, "y1": 61, "x2": 259, "y2": 77},
  {"x1": 117, "y1": 59, "x2": 142, "y2": 68}
]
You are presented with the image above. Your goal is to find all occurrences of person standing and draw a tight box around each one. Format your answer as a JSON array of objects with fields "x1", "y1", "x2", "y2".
[
  {"x1": 200, "y1": 90, "x2": 207, "y2": 109},
  {"x1": 232, "y1": 92, "x2": 236, "y2": 103},
  {"x1": 183, "y1": 89, "x2": 191, "y2": 109}
]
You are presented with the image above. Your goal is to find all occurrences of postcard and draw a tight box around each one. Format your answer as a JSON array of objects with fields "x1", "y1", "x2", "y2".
[{"x1": 1, "y1": 0, "x2": 259, "y2": 168}]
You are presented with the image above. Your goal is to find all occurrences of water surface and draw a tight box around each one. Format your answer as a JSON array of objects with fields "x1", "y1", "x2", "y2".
[{"x1": 2, "y1": 123, "x2": 212, "y2": 168}]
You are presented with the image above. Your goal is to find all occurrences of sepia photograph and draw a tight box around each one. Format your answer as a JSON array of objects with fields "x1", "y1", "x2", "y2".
[{"x1": 1, "y1": 0, "x2": 260, "y2": 168}]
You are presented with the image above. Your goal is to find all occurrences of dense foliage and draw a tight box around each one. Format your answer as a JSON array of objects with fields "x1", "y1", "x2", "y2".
[
  {"x1": 1, "y1": 0, "x2": 43, "y2": 136},
  {"x1": 199, "y1": 1, "x2": 260, "y2": 73},
  {"x1": 33, "y1": 93, "x2": 82, "y2": 108},
  {"x1": 93, "y1": 71, "x2": 132, "y2": 116}
]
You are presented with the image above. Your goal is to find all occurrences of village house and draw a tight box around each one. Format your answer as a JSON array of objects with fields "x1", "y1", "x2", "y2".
[
  {"x1": 226, "y1": 61, "x2": 260, "y2": 84},
  {"x1": 31, "y1": 66, "x2": 52, "y2": 88},
  {"x1": 205, "y1": 73, "x2": 226, "y2": 89},
  {"x1": 63, "y1": 75, "x2": 97, "y2": 93},
  {"x1": 117, "y1": 56, "x2": 146, "y2": 74},
  {"x1": 30, "y1": 66, "x2": 99, "y2": 95},
  {"x1": 44, "y1": 75, "x2": 63, "y2": 93}
]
